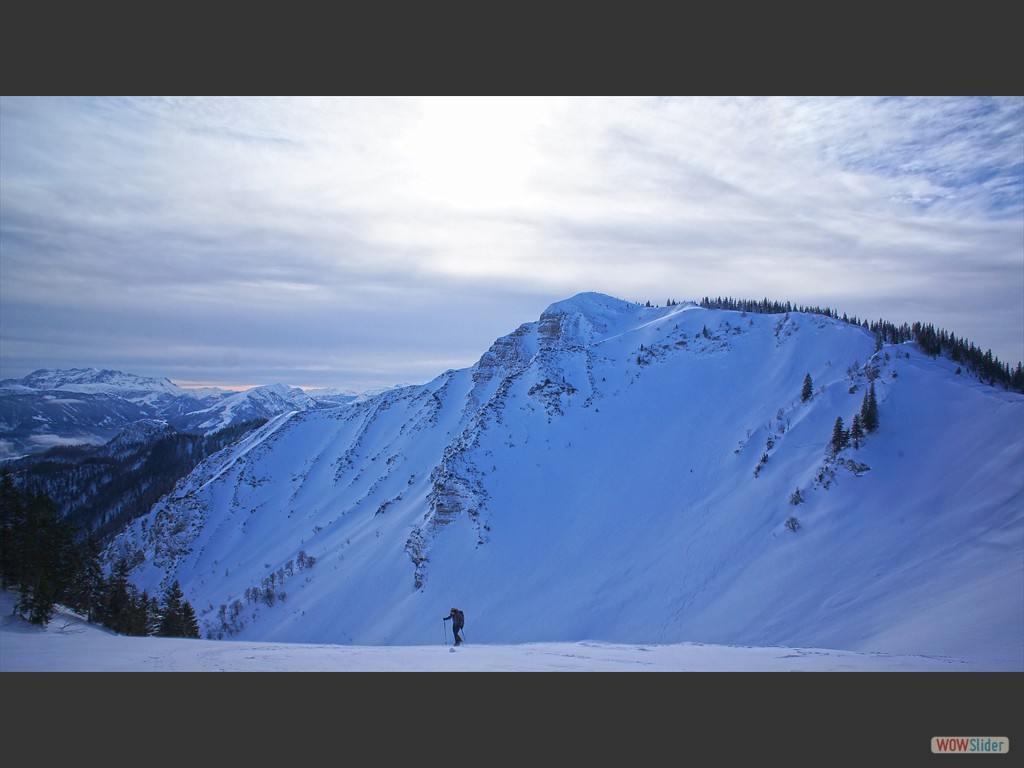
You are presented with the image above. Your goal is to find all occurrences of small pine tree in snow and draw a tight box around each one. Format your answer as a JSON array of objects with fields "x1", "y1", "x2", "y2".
[
  {"x1": 790, "y1": 487, "x2": 805, "y2": 505},
  {"x1": 860, "y1": 381, "x2": 879, "y2": 433},
  {"x1": 831, "y1": 416, "x2": 849, "y2": 454},
  {"x1": 850, "y1": 413, "x2": 865, "y2": 447},
  {"x1": 785, "y1": 516, "x2": 801, "y2": 532},
  {"x1": 801, "y1": 373, "x2": 813, "y2": 402}
]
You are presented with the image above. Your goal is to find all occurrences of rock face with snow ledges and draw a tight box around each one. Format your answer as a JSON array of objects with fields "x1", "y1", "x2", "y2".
[{"x1": 105, "y1": 293, "x2": 1024, "y2": 665}]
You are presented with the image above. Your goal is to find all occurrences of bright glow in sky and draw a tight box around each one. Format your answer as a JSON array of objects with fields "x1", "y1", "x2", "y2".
[{"x1": 1, "y1": 96, "x2": 1021, "y2": 391}]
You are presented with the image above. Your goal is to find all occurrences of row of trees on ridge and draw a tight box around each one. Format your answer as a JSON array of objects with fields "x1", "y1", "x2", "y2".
[{"x1": 697, "y1": 295, "x2": 1023, "y2": 392}]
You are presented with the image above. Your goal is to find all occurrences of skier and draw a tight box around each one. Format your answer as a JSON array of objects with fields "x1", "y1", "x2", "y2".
[{"x1": 443, "y1": 607, "x2": 465, "y2": 645}]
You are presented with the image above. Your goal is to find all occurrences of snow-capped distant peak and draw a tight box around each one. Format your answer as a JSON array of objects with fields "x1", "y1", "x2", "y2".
[
  {"x1": 188, "y1": 383, "x2": 318, "y2": 432},
  {"x1": 0, "y1": 367, "x2": 188, "y2": 400},
  {"x1": 180, "y1": 386, "x2": 233, "y2": 399}
]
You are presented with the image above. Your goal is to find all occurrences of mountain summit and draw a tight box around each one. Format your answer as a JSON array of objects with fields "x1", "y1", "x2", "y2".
[{"x1": 106, "y1": 293, "x2": 1024, "y2": 666}]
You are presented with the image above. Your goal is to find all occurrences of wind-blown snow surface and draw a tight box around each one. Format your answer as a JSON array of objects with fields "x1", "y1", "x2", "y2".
[
  {"x1": 106, "y1": 293, "x2": 1024, "y2": 669},
  {"x1": 0, "y1": 590, "x2": 994, "y2": 670}
]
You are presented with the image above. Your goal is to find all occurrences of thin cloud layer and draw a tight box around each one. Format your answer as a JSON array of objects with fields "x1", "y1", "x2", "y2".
[{"x1": 1, "y1": 96, "x2": 1021, "y2": 390}]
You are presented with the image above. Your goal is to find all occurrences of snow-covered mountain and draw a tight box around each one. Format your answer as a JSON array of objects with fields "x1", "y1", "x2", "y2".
[
  {"x1": 0, "y1": 368, "x2": 324, "y2": 460},
  {"x1": 173, "y1": 382, "x2": 320, "y2": 433},
  {"x1": 104, "y1": 292, "x2": 1024, "y2": 667},
  {"x1": 0, "y1": 367, "x2": 190, "y2": 401}
]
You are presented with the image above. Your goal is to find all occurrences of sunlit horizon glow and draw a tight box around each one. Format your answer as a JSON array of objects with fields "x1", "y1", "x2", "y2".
[
  {"x1": 1, "y1": 96, "x2": 1021, "y2": 392},
  {"x1": 171, "y1": 380, "x2": 263, "y2": 393}
]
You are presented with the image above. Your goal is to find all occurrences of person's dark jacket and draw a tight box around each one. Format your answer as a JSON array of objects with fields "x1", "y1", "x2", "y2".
[{"x1": 443, "y1": 608, "x2": 464, "y2": 632}]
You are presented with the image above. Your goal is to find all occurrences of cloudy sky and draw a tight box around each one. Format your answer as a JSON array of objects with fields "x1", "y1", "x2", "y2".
[{"x1": 1, "y1": 96, "x2": 1021, "y2": 391}]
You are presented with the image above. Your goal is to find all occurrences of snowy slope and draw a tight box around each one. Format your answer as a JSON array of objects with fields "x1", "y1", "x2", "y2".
[
  {"x1": 0, "y1": 588, "x2": 999, "y2": 671},
  {"x1": 105, "y1": 293, "x2": 1024, "y2": 668}
]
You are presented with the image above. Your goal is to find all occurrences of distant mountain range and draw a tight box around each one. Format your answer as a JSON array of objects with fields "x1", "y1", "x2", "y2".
[
  {"x1": 0, "y1": 368, "x2": 365, "y2": 540},
  {"x1": 0, "y1": 368, "x2": 354, "y2": 461},
  {"x1": 97, "y1": 292, "x2": 1022, "y2": 665}
]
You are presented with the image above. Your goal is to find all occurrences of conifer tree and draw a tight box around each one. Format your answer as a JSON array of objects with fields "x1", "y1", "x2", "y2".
[
  {"x1": 104, "y1": 558, "x2": 139, "y2": 634},
  {"x1": 157, "y1": 580, "x2": 186, "y2": 636},
  {"x1": 64, "y1": 535, "x2": 106, "y2": 623},
  {"x1": 850, "y1": 413, "x2": 865, "y2": 447},
  {"x1": 0, "y1": 474, "x2": 22, "y2": 591},
  {"x1": 801, "y1": 373, "x2": 814, "y2": 402},
  {"x1": 157, "y1": 580, "x2": 201, "y2": 638},
  {"x1": 0, "y1": 482, "x2": 79, "y2": 625},
  {"x1": 831, "y1": 416, "x2": 849, "y2": 454},
  {"x1": 144, "y1": 592, "x2": 162, "y2": 636},
  {"x1": 180, "y1": 601, "x2": 201, "y2": 638},
  {"x1": 861, "y1": 381, "x2": 879, "y2": 432}
]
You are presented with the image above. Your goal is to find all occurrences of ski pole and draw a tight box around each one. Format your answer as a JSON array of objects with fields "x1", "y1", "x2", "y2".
[{"x1": 443, "y1": 620, "x2": 448, "y2": 646}]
